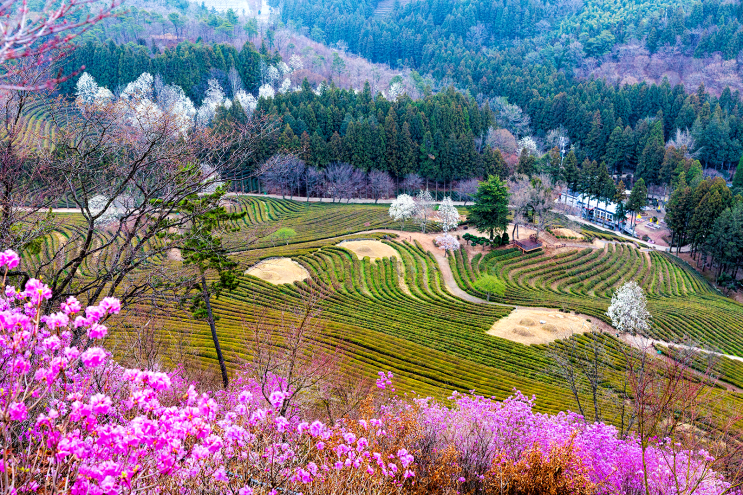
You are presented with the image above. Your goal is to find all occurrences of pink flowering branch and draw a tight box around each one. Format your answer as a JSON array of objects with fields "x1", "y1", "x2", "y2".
[{"x1": 0, "y1": 0, "x2": 119, "y2": 91}]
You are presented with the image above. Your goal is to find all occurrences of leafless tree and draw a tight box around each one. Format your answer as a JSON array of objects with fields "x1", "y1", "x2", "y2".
[
  {"x1": 368, "y1": 170, "x2": 394, "y2": 203},
  {"x1": 548, "y1": 329, "x2": 624, "y2": 427},
  {"x1": 666, "y1": 128, "x2": 698, "y2": 158},
  {"x1": 259, "y1": 154, "x2": 305, "y2": 199},
  {"x1": 112, "y1": 308, "x2": 169, "y2": 371},
  {"x1": 323, "y1": 162, "x2": 356, "y2": 203},
  {"x1": 621, "y1": 339, "x2": 743, "y2": 494},
  {"x1": 402, "y1": 173, "x2": 423, "y2": 194},
  {"x1": 486, "y1": 127, "x2": 519, "y2": 156},
  {"x1": 506, "y1": 173, "x2": 557, "y2": 240},
  {"x1": 287, "y1": 158, "x2": 306, "y2": 199},
  {"x1": 227, "y1": 65, "x2": 244, "y2": 96},
  {"x1": 490, "y1": 97, "x2": 531, "y2": 138},
  {"x1": 303, "y1": 165, "x2": 324, "y2": 202},
  {"x1": 455, "y1": 178, "x2": 479, "y2": 205},
  {"x1": 9, "y1": 94, "x2": 277, "y2": 333},
  {"x1": 0, "y1": 60, "x2": 60, "y2": 253},
  {"x1": 346, "y1": 167, "x2": 366, "y2": 203},
  {"x1": 466, "y1": 23, "x2": 489, "y2": 49},
  {"x1": 507, "y1": 174, "x2": 531, "y2": 240},
  {"x1": 529, "y1": 174, "x2": 558, "y2": 240},
  {"x1": 552, "y1": 328, "x2": 743, "y2": 492}
]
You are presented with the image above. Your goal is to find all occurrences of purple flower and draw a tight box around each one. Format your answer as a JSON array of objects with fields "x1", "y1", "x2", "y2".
[
  {"x1": 213, "y1": 467, "x2": 228, "y2": 483},
  {"x1": 81, "y1": 347, "x2": 107, "y2": 368},
  {"x1": 87, "y1": 323, "x2": 108, "y2": 340},
  {"x1": 43, "y1": 312, "x2": 70, "y2": 330},
  {"x1": 89, "y1": 394, "x2": 112, "y2": 415},
  {"x1": 21, "y1": 279, "x2": 52, "y2": 305},
  {"x1": 8, "y1": 402, "x2": 27, "y2": 421},
  {"x1": 61, "y1": 296, "x2": 82, "y2": 315},
  {"x1": 269, "y1": 390, "x2": 286, "y2": 407},
  {"x1": 0, "y1": 250, "x2": 20, "y2": 269},
  {"x1": 309, "y1": 420, "x2": 324, "y2": 437},
  {"x1": 99, "y1": 297, "x2": 121, "y2": 315}
]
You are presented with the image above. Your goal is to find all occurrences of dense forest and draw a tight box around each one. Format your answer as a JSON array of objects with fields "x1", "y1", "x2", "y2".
[
  {"x1": 217, "y1": 85, "x2": 505, "y2": 183},
  {"x1": 59, "y1": 40, "x2": 270, "y2": 102},
  {"x1": 49, "y1": 0, "x2": 743, "y2": 188}
]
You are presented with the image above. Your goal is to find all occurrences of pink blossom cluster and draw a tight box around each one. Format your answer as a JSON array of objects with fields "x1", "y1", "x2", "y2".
[
  {"x1": 0, "y1": 250, "x2": 734, "y2": 495},
  {"x1": 0, "y1": 252, "x2": 416, "y2": 495},
  {"x1": 412, "y1": 391, "x2": 731, "y2": 494}
]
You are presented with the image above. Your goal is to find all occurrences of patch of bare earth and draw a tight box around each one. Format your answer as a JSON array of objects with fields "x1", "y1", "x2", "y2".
[
  {"x1": 487, "y1": 309, "x2": 592, "y2": 345},
  {"x1": 246, "y1": 258, "x2": 309, "y2": 285},
  {"x1": 338, "y1": 240, "x2": 399, "y2": 261}
]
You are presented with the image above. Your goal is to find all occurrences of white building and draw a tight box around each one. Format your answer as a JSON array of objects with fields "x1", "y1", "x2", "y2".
[{"x1": 558, "y1": 191, "x2": 626, "y2": 227}]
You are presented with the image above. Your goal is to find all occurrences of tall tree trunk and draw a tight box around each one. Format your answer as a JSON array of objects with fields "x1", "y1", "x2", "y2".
[{"x1": 201, "y1": 270, "x2": 229, "y2": 389}]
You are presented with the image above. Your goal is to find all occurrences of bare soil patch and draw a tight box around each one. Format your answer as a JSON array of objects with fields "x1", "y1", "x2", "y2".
[
  {"x1": 552, "y1": 228, "x2": 584, "y2": 240},
  {"x1": 339, "y1": 239, "x2": 399, "y2": 261},
  {"x1": 246, "y1": 258, "x2": 309, "y2": 285},
  {"x1": 488, "y1": 308, "x2": 592, "y2": 345}
]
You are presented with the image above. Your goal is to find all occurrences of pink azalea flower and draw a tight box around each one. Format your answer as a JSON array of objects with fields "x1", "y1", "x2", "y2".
[
  {"x1": 80, "y1": 347, "x2": 107, "y2": 368},
  {"x1": 8, "y1": 402, "x2": 27, "y2": 421}
]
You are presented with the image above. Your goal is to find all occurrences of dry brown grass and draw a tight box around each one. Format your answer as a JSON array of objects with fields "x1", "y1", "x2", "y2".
[{"x1": 488, "y1": 309, "x2": 591, "y2": 345}]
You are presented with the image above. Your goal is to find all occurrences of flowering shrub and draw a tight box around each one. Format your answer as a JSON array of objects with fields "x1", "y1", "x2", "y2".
[
  {"x1": 435, "y1": 234, "x2": 460, "y2": 256},
  {"x1": 0, "y1": 249, "x2": 734, "y2": 495},
  {"x1": 0, "y1": 250, "x2": 415, "y2": 495}
]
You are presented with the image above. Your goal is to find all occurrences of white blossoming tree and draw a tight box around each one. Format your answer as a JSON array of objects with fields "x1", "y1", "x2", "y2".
[
  {"x1": 278, "y1": 78, "x2": 291, "y2": 94},
  {"x1": 277, "y1": 61, "x2": 291, "y2": 76},
  {"x1": 267, "y1": 65, "x2": 280, "y2": 83},
  {"x1": 235, "y1": 90, "x2": 258, "y2": 116},
  {"x1": 414, "y1": 189, "x2": 435, "y2": 233},
  {"x1": 388, "y1": 82, "x2": 403, "y2": 100},
  {"x1": 196, "y1": 79, "x2": 227, "y2": 127},
  {"x1": 389, "y1": 194, "x2": 416, "y2": 231},
  {"x1": 75, "y1": 72, "x2": 195, "y2": 136},
  {"x1": 75, "y1": 72, "x2": 113, "y2": 106},
  {"x1": 259, "y1": 84, "x2": 276, "y2": 100},
  {"x1": 288, "y1": 54, "x2": 304, "y2": 72},
  {"x1": 437, "y1": 196, "x2": 460, "y2": 233},
  {"x1": 435, "y1": 234, "x2": 460, "y2": 257},
  {"x1": 518, "y1": 136, "x2": 539, "y2": 156},
  {"x1": 607, "y1": 281, "x2": 651, "y2": 335},
  {"x1": 156, "y1": 83, "x2": 196, "y2": 137},
  {"x1": 121, "y1": 73, "x2": 155, "y2": 101}
]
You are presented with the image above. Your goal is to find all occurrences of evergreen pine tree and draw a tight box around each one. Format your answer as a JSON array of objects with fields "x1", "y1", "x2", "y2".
[
  {"x1": 733, "y1": 155, "x2": 743, "y2": 194},
  {"x1": 637, "y1": 120, "x2": 665, "y2": 185}
]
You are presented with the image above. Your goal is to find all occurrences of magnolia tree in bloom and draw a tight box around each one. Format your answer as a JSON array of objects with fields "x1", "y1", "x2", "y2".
[
  {"x1": 607, "y1": 281, "x2": 652, "y2": 335},
  {"x1": 437, "y1": 196, "x2": 460, "y2": 233},
  {"x1": 389, "y1": 194, "x2": 416, "y2": 230},
  {"x1": 0, "y1": 250, "x2": 734, "y2": 495},
  {"x1": 414, "y1": 189, "x2": 435, "y2": 233},
  {"x1": 76, "y1": 72, "x2": 197, "y2": 136},
  {"x1": 435, "y1": 234, "x2": 460, "y2": 256},
  {"x1": 259, "y1": 83, "x2": 276, "y2": 100},
  {"x1": 196, "y1": 78, "x2": 229, "y2": 127}
]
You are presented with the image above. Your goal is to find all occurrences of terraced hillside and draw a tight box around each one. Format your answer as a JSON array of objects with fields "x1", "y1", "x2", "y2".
[
  {"x1": 451, "y1": 243, "x2": 743, "y2": 356},
  {"x1": 29, "y1": 197, "x2": 743, "y2": 414}
]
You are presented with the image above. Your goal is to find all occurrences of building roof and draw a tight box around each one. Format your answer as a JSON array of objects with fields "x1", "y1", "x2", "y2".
[
  {"x1": 560, "y1": 191, "x2": 619, "y2": 215},
  {"x1": 514, "y1": 239, "x2": 543, "y2": 252}
]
